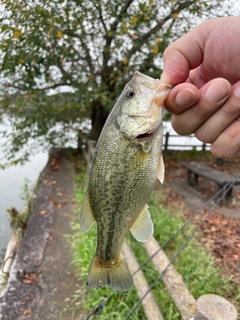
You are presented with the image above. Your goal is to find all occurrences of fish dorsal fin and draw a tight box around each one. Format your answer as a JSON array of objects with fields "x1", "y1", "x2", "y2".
[
  {"x1": 130, "y1": 204, "x2": 153, "y2": 242},
  {"x1": 157, "y1": 154, "x2": 165, "y2": 184},
  {"x1": 80, "y1": 191, "x2": 96, "y2": 232}
]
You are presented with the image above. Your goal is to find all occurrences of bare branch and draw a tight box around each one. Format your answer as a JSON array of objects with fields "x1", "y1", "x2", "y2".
[
  {"x1": 64, "y1": 30, "x2": 96, "y2": 78},
  {"x1": 111, "y1": 0, "x2": 194, "y2": 74},
  {"x1": 109, "y1": 0, "x2": 135, "y2": 33},
  {"x1": 101, "y1": 0, "x2": 135, "y2": 76}
]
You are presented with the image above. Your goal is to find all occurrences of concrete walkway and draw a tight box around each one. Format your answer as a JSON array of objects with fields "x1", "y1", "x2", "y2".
[
  {"x1": 166, "y1": 178, "x2": 240, "y2": 219},
  {"x1": 0, "y1": 149, "x2": 84, "y2": 320}
]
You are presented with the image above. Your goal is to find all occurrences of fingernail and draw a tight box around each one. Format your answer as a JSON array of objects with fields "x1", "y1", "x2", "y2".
[
  {"x1": 233, "y1": 83, "x2": 240, "y2": 98},
  {"x1": 160, "y1": 72, "x2": 171, "y2": 84},
  {"x1": 175, "y1": 88, "x2": 195, "y2": 107},
  {"x1": 205, "y1": 79, "x2": 230, "y2": 103}
]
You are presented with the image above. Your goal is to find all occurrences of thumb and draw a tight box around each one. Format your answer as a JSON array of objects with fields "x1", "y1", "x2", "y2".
[{"x1": 161, "y1": 23, "x2": 206, "y2": 85}]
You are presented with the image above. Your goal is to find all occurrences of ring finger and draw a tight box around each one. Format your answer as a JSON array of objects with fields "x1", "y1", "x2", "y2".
[{"x1": 194, "y1": 80, "x2": 240, "y2": 143}]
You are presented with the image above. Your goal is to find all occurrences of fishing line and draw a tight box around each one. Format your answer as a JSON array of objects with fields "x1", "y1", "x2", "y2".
[
  {"x1": 125, "y1": 208, "x2": 211, "y2": 320},
  {"x1": 82, "y1": 172, "x2": 240, "y2": 320},
  {"x1": 83, "y1": 292, "x2": 116, "y2": 320},
  {"x1": 125, "y1": 172, "x2": 240, "y2": 319}
]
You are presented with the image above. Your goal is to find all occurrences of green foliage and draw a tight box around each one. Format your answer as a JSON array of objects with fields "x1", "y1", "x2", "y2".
[
  {"x1": 163, "y1": 150, "x2": 214, "y2": 161},
  {"x1": 68, "y1": 163, "x2": 239, "y2": 319},
  {"x1": 0, "y1": 0, "x2": 234, "y2": 165}
]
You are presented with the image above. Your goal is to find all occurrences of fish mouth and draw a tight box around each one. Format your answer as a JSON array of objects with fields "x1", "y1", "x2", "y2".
[
  {"x1": 131, "y1": 114, "x2": 161, "y2": 140},
  {"x1": 135, "y1": 132, "x2": 154, "y2": 140},
  {"x1": 134, "y1": 123, "x2": 160, "y2": 140}
]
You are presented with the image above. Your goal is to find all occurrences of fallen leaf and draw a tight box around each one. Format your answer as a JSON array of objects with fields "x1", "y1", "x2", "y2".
[
  {"x1": 49, "y1": 180, "x2": 56, "y2": 185},
  {"x1": 40, "y1": 210, "x2": 47, "y2": 215},
  {"x1": 50, "y1": 157, "x2": 61, "y2": 171},
  {"x1": 23, "y1": 310, "x2": 31, "y2": 316},
  {"x1": 22, "y1": 279, "x2": 32, "y2": 284},
  {"x1": 22, "y1": 272, "x2": 39, "y2": 284},
  {"x1": 57, "y1": 203, "x2": 65, "y2": 208},
  {"x1": 29, "y1": 293, "x2": 34, "y2": 299}
]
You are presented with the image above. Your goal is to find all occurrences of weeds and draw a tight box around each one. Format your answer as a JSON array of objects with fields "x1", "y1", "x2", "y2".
[{"x1": 7, "y1": 178, "x2": 33, "y2": 238}]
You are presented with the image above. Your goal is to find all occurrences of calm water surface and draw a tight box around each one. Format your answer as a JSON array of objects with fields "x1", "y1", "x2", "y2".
[{"x1": 0, "y1": 152, "x2": 48, "y2": 261}]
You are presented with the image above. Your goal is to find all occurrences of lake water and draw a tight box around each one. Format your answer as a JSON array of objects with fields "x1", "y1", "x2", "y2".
[{"x1": 0, "y1": 152, "x2": 48, "y2": 261}]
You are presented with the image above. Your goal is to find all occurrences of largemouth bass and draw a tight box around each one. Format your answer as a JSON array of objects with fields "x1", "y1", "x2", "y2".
[{"x1": 80, "y1": 71, "x2": 171, "y2": 291}]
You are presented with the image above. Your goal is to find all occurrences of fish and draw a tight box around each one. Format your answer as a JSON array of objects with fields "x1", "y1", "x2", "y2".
[{"x1": 80, "y1": 71, "x2": 171, "y2": 292}]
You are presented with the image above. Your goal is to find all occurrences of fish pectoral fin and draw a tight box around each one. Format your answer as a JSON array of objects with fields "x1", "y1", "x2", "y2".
[
  {"x1": 130, "y1": 204, "x2": 153, "y2": 242},
  {"x1": 157, "y1": 154, "x2": 165, "y2": 184},
  {"x1": 80, "y1": 191, "x2": 96, "y2": 232},
  {"x1": 86, "y1": 255, "x2": 133, "y2": 292}
]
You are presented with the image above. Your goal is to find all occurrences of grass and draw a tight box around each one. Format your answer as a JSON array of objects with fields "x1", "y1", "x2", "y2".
[
  {"x1": 162, "y1": 149, "x2": 214, "y2": 161},
  {"x1": 69, "y1": 159, "x2": 239, "y2": 319}
]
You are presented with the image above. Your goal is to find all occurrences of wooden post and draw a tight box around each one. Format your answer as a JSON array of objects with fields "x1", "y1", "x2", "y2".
[
  {"x1": 77, "y1": 129, "x2": 83, "y2": 152},
  {"x1": 193, "y1": 173, "x2": 199, "y2": 185},
  {"x1": 186, "y1": 169, "x2": 191, "y2": 184},
  {"x1": 122, "y1": 242, "x2": 164, "y2": 320},
  {"x1": 143, "y1": 237, "x2": 196, "y2": 320},
  {"x1": 164, "y1": 132, "x2": 169, "y2": 151}
]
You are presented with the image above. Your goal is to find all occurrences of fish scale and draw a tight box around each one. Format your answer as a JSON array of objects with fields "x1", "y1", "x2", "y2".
[{"x1": 80, "y1": 71, "x2": 171, "y2": 291}]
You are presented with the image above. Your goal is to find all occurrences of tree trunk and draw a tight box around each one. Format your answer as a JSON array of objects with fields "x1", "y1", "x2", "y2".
[{"x1": 88, "y1": 102, "x2": 109, "y2": 141}]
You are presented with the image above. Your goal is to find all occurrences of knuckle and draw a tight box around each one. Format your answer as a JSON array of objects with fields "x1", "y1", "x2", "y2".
[{"x1": 194, "y1": 127, "x2": 214, "y2": 144}]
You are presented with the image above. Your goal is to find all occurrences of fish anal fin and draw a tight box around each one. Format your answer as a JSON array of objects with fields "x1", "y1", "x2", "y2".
[
  {"x1": 157, "y1": 154, "x2": 165, "y2": 184},
  {"x1": 86, "y1": 256, "x2": 133, "y2": 292},
  {"x1": 80, "y1": 191, "x2": 96, "y2": 232},
  {"x1": 130, "y1": 204, "x2": 153, "y2": 242}
]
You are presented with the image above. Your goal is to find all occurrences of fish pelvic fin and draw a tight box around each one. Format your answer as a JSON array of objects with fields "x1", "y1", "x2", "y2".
[
  {"x1": 130, "y1": 204, "x2": 153, "y2": 242},
  {"x1": 80, "y1": 191, "x2": 96, "y2": 232},
  {"x1": 157, "y1": 154, "x2": 165, "y2": 184},
  {"x1": 86, "y1": 255, "x2": 133, "y2": 292}
]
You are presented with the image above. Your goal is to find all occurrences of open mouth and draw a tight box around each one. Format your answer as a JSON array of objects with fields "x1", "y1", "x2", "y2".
[{"x1": 135, "y1": 132, "x2": 154, "y2": 139}]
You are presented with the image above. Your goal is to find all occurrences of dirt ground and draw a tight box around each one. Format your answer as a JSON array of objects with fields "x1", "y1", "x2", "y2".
[{"x1": 163, "y1": 152, "x2": 240, "y2": 285}]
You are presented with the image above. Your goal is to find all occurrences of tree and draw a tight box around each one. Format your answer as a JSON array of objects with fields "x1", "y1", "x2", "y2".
[{"x1": 0, "y1": 0, "x2": 234, "y2": 166}]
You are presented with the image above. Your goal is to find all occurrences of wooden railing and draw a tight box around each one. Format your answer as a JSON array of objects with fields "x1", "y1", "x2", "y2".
[{"x1": 163, "y1": 132, "x2": 209, "y2": 152}]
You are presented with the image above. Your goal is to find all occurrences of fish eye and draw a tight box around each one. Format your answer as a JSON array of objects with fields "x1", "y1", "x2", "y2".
[{"x1": 125, "y1": 89, "x2": 135, "y2": 99}]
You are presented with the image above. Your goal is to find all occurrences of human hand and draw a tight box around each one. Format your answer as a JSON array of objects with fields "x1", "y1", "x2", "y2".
[{"x1": 161, "y1": 17, "x2": 240, "y2": 158}]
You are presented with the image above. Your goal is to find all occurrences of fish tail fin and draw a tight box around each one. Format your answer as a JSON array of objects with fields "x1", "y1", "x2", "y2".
[{"x1": 86, "y1": 256, "x2": 133, "y2": 292}]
